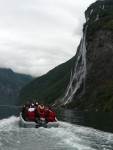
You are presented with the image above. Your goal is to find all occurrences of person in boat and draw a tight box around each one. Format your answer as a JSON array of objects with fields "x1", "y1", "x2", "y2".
[
  {"x1": 22, "y1": 101, "x2": 30, "y2": 120},
  {"x1": 37, "y1": 101, "x2": 45, "y2": 118},
  {"x1": 27, "y1": 104, "x2": 36, "y2": 121},
  {"x1": 45, "y1": 105, "x2": 55, "y2": 123},
  {"x1": 32, "y1": 99, "x2": 38, "y2": 107},
  {"x1": 34, "y1": 102, "x2": 40, "y2": 119}
]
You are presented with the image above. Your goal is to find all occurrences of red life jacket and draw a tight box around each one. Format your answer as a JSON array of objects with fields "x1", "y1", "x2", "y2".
[
  {"x1": 45, "y1": 110, "x2": 55, "y2": 122},
  {"x1": 27, "y1": 108, "x2": 35, "y2": 120},
  {"x1": 37, "y1": 105, "x2": 45, "y2": 117}
]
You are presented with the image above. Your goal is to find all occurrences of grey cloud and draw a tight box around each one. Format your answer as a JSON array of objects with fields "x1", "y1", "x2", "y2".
[{"x1": 0, "y1": 0, "x2": 96, "y2": 76}]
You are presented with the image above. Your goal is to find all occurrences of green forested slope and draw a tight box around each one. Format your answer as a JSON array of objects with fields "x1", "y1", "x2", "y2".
[{"x1": 18, "y1": 56, "x2": 76, "y2": 105}]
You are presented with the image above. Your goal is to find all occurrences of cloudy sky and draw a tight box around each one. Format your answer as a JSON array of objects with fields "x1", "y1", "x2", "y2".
[{"x1": 0, "y1": 0, "x2": 96, "y2": 77}]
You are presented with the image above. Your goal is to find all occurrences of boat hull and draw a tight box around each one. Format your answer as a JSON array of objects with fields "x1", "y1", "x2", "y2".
[{"x1": 19, "y1": 113, "x2": 59, "y2": 128}]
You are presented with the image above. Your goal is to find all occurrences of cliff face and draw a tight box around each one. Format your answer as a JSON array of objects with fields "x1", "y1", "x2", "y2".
[
  {"x1": 0, "y1": 68, "x2": 33, "y2": 105},
  {"x1": 85, "y1": 30, "x2": 113, "y2": 110},
  {"x1": 83, "y1": 0, "x2": 113, "y2": 111},
  {"x1": 61, "y1": 0, "x2": 113, "y2": 110}
]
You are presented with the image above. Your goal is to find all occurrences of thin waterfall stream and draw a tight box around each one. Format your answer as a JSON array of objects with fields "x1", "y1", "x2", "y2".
[{"x1": 62, "y1": 26, "x2": 87, "y2": 105}]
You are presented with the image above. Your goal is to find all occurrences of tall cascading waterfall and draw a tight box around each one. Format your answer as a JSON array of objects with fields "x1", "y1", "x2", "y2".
[{"x1": 61, "y1": 26, "x2": 87, "y2": 105}]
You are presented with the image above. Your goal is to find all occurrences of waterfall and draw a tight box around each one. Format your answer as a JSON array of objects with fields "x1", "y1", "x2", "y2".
[{"x1": 62, "y1": 26, "x2": 87, "y2": 105}]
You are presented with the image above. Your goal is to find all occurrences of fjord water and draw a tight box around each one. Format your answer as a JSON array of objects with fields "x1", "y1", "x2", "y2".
[{"x1": 0, "y1": 106, "x2": 113, "y2": 150}]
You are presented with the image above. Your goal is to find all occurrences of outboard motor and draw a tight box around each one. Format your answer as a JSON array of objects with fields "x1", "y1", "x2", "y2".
[
  {"x1": 40, "y1": 118, "x2": 46, "y2": 127},
  {"x1": 36, "y1": 118, "x2": 46, "y2": 127}
]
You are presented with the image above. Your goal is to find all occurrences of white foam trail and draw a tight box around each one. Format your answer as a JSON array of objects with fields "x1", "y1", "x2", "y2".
[
  {"x1": 38, "y1": 122, "x2": 94, "y2": 150},
  {"x1": 0, "y1": 116, "x2": 19, "y2": 131},
  {"x1": 0, "y1": 117, "x2": 113, "y2": 150},
  {"x1": 59, "y1": 121, "x2": 113, "y2": 150}
]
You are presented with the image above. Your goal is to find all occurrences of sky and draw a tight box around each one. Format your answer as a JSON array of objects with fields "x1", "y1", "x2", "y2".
[{"x1": 0, "y1": 0, "x2": 96, "y2": 77}]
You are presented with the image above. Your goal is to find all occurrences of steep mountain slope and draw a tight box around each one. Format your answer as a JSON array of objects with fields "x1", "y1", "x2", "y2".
[
  {"x1": 18, "y1": 56, "x2": 76, "y2": 105},
  {"x1": 84, "y1": 0, "x2": 113, "y2": 111},
  {"x1": 0, "y1": 68, "x2": 33, "y2": 105}
]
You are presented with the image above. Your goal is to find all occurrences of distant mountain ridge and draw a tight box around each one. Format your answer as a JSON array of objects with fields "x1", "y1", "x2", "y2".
[{"x1": 0, "y1": 68, "x2": 33, "y2": 105}]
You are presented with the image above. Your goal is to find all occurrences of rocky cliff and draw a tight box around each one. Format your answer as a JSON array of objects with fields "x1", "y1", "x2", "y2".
[
  {"x1": 85, "y1": 0, "x2": 113, "y2": 111},
  {"x1": 60, "y1": 0, "x2": 113, "y2": 111}
]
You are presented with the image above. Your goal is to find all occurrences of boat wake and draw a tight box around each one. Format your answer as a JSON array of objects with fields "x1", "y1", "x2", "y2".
[{"x1": 0, "y1": 116, "x2": 113, "y2": 150}]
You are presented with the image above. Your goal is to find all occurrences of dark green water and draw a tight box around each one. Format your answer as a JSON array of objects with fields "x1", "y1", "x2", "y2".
[{"x1": 57, "y1": 109, "x2": 113, "y2": 133}]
